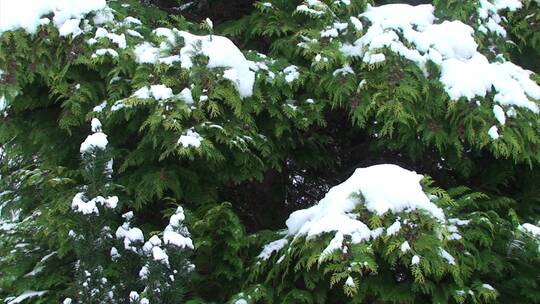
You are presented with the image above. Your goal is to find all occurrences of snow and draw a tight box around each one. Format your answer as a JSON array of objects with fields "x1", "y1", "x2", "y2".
[
  {"x1": 93, "y1": 7, "x2": 114, "y2": 25},
  {"x1": 204, "y1": 18, "x2": 213, "y2": 29},
  {"x1": 438, "y1": 248, "x2": 456, "y2": 265},
  {"x1": 482, "y1": 283, "x2": 496, "y2": 291},
  {"x1": 124, "y1": 16, "x2": 142, "y2": 26},
  {"x1": 400, "y1": 241, "x2": 411, "y2": 252},
  {"x1": 169, "y1": 207, "x2": 186, "y2": 227},
  {"x1": 5, "y1": 290, "x2": 48, "y2": 304},
  {"x1": 110, "y1": 246, "x2": 120, "y2": 259},
  {"x1": 116, "y1": 223, "x2": 144, "y2": 251},
  {"x1": 320, "y1": 231, "x2": 345, "y2": 260},
  {"x1": 0, "y1": 0, "x2": 106, "y2": 34},
  {"x1": 178, "y1": 129, "x2": 203, "y2": 148},
  {"x1": 58, "y1": 18, "x2": 82, "y2": 37},
  {"x1": 133, "y1": 42, "x2": 161, "y2": 64},
  {"x1": 139, "y1": 265, "x2": 150, "y2": 279},
  {"x1": 123, "y1": 211, "x2": 134, "y2": 220},
  {"x1": 411, "y1": 255, "x2": 420, "y2": 265},
  {"x1": 129, "y1": 291, "x2": 140, "y2": 301},
  {"x1": 163, "y1": 230, "x2": 194, "y2": 249},
  {"x1": 126, "y1": 29, "x2": 143, "y2": 38},
  {"x1": 519, "y1": 223, "x2": 540, "y2": 236},
  {"x1": 493, "y1": 105, "x2": 506, "y2": 125},
  {"x1": 150, "y1": 85, "x2": 174, "y2": 100},
  {"x1": 361, "y1": 4, "x2": 435, "y2": 30},
  {"x1": 71, "y1": 192, "x2": 97, "y2": 215},
  {"x1": 132, "y1": 87, "x2": 151, "y2": 99},
  {"x1": 283, "y1": 65, "x2": 300, "y2": 83},
  {"x1": 285, "y1": 164, "x2": 445, "y2": 250},
  {"x1": 333, "y1": 65, "x2": 355, "y2": 76},
  {"x1": 152, "y1": 246, "x2": 169, "y2": 265},
  {"x1": 80, "y1": 132, "x2": 108, "y2": 153},
  {"x1": 92, "y1": 49, "x2": 119, "y2": 58},
  {"x1": 71, "y1": 194, "x2": 117, "y2": 215},
  {"x1": 257, "y1": 239, "x2": 288, "y2": 260},
  {"x1": 132, "y1": 85, "x2": 175, "y2": 100},
  {"x1": 345, "y1": 276, "x2": 355, "y2": 287},
  {"x1": 343, "y1": 3, "x2": 540, "y2": 117},
  {"x1": 493, "y1": 0, "x2": 522, "y2": 11},
  {"x1": 91, "y1": 118, "x2": 102, "y2": 132},
  {"x1": 94, "y1": 27, "x2": 127, "y2": 49},
  {"x1": 63, "y1": 299, "x2": 72, "y2": 304},
  {"x1": 386, "y1": 220, "x2": 401, "y2": 236},
  {"x1": 179, "y1": 88, "x2": 194, "y2": 104},
  {"x1": 350, "y1": 16, "x2": 363, "y2": 31},
  {"x1": 162, "y1": 206, "x2": 193, "y2": 249},
  {"x1": 148, "y1": 28, "x2": 257, "y2": 98},
  {"x1": 93, "y1": 101, "x2": 107, "y2": 113},
  {"x1": 488, "y1": 125, "x2": 500, "y2": 140}
]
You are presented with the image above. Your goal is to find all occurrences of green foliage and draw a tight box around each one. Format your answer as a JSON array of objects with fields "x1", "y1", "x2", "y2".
[
  {"x1": 1, "y1": 0, "x2": 540, "y2": 303},
  {"x1": 236, "y1": 184, "x2": 537, "y2": 304}
]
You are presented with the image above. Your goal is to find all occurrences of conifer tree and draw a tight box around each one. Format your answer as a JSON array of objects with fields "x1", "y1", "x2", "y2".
[{"x1": 0, "y1": 0, "x2": 539, "y2": 303}]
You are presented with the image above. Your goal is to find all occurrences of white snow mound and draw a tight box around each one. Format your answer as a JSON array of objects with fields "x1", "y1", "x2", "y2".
[{"x1": 286, "y1": 164, "x2": 444, "y2": 243}]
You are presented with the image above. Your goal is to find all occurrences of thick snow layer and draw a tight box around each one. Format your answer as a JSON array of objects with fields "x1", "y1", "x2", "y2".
[
  {"x1": 257, "y1": 238, "x2": 288, "y2": 260},
  {"x1": 163, "y1": 206, "x2": 194, "y2": 249},
  {"x1": 343, "y1": 3, "x2": 540, "y2": 115},
  {"x1": 151, "y1": 85, "x2": 174, "y2": 100},
  {"x1": 71, "y1": 193, "x2": 97, "y2": 215},
  {"x1": 58, "y1": 18, "x2": 82, "y2": 37},
  {"x1": 152, "y1": 246, "x2": 169, "y2": 264},
  {"x1": 286, "y1": 164, "x2": 444, "y2": 245},
  {"x1": 163, "y1": 230, "x2": 194, "y2": 249},
  {"x1": 80, "y1": 132, "x2": 108, "y2": 153},
  {"x1": 0, "y1": 0, "x2": 106, "y2": 34}
]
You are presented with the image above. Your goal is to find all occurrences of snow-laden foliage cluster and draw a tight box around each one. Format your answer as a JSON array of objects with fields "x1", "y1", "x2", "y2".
[{"x1": 1, "y1": 0, "x2": 540, "y2": 303}]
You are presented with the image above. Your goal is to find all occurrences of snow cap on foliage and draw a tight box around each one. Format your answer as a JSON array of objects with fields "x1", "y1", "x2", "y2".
[
  {"x1": 71, "y1": 193, "x2": 118, "y2": 215},
  {"x1": 116, "y1": 222, "x2": 144, "y2": 251},
  {"x1": 80, "y1": 119, "x2": 108, "y2": 154},
  {"x1": 286, "y1": 164, "x2": 444, "y2": 243},
  {"x1": 136, "y1": 28, "x2": 257, "y2": 98},
  {"x1": 258, "y1": 238, "x2": 288, "y2": 260},
  {"x1": 519, "y1": 223, "x2": 540, "y2": 237},
  {"x1": 163, "y1": 207, "x2": 194, "y2": 249},
  {"x1": 0, "y1": 0, "x2": 106, "y2": 34},
  {"x1": 343, "y1": 3, "x2": 540, "y2": 116},
  {"x1": 178, "y1": 129, "x2": 203, "y2": 148}
]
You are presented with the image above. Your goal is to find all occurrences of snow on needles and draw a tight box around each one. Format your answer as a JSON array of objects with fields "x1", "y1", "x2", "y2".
[
  {"x1": 342, "y1": 3, "x2": 540, "y2": 115},
  {"x1": 0, "y1": 0, "x2": 106, "y2": 34},
  {"x1": 136, "y1": 28, "x2": 257, "y2": 98},
  {"x1": 80, "y1": 130, "x2": 108, "y2": 153},
  {"x1": 285, "y1": 164, "x2": 444, "y2": 247}
]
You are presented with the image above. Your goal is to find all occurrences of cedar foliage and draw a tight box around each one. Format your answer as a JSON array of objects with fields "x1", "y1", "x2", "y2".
[{"x1": 1, "y1": 0, "x2": 539, "y2": 303}]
